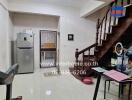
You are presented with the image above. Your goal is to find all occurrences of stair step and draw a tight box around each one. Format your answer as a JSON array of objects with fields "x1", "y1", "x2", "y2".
[
  {"x1": 126, "y1": 5, "x2": 132, "y2": 17},
  {"x1": 106, "y1": 33, "x2": 113, "y2": 40},
  {"x1": 96, "y1": 45, "x2": 103, "y2": 50},
  {"x1": 102, "y1": 39, "x2": 109, "y2": 43},
  {"x1": 84, "y1": 55, "x2": 94, "y2": 57},
  {"x1": 112, "y1": 25, "x2": 121, "y2": 28},
  {"x1": 111, "y1": 25, "x2": 122, "y2": 33},
  {"x1": 94, "y1": 51, "x2": 98, "y2": 55},
  {"x1": 118, "y1": 16, "x2": 127, "y2": 25}
]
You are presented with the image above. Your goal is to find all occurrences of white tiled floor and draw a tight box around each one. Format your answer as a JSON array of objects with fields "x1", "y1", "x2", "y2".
[{"x1": 0, "y1": 68, "x2": 121, "y2": 100}]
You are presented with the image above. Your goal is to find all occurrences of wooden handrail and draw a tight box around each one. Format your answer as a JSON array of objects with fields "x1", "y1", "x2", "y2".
[
  {"x1": 77, "y1": 43, "x2": 97, "y2": 55},
  {"x1": 75, "y1": 43, "x2": 97, "y2": 69}
]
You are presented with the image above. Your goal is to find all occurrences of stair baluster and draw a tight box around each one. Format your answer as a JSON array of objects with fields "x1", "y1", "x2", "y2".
[
  {"x1": 108, "y1": 3, "x2": 113, "y2": 33},
  {"x1": 83, "y1": 52, "x2": 85, "y2": 70},
  {"x1": 96, "y1": 19, "x2": 100, "y2": 45},
  {"x1": 104, "y1": 13, "x2": 108, "y2": 40},
  {"x1": 75, "y1": 49, "x2": 79, "y2": 69},
  {"x1": 88, "y1": 49, "x2": 90, "y2": 58},
  {"x1": 99, "y1": 22, "x2": 103, "y2": 44},
  {"x1": 108, "y1": 14, "x2": 112, "y2": 34}
]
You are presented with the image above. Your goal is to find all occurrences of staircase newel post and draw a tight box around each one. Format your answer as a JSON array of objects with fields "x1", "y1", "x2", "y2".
[
  {"x1": 96, "y1": 18, "x2": 100, "y2": 46},
  {"x1": 75, "y1": 49, "x2": 79, "y2": 69}
]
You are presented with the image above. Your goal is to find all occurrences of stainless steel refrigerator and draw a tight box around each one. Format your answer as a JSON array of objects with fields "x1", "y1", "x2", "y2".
[{"x1": 16, "y1": 33, "x2": 34, "y2": 74}]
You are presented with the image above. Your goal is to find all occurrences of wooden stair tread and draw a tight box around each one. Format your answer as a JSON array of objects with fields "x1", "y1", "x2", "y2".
[{"x1": 83, "y1": 55, "x2": 95, "y2": 57}]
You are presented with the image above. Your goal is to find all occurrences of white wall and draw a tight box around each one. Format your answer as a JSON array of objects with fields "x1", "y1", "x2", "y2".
[
  {"x1": 0, "y1": 1, "x2": 13, "y2": 72},
  {"x1": 12, "y1": 13, "x2": 59, "y2": 70},
  {"x1": 80, "y1": 0, "x2": 108, "y2": 17},
  {"x1": 8, "y1": 0, "x2": 97, "y2": 70},
  {"x1": 0, "y1": 0, "x2": 8, "y2": 9}
]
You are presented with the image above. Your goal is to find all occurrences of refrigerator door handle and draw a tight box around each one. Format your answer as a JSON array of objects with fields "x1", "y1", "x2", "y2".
[{"x1": 18, "y1": 47, "x2": 32, "y2": 49}]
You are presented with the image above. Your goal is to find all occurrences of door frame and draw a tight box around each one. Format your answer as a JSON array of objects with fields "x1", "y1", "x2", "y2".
[{"x1": 39, "y1": 30, "x2": 60, "y2": 70}]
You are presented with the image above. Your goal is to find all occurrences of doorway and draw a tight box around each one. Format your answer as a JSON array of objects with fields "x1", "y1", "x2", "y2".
[{"x1": 40, "y1": 30, "x2": 58, "y2": 68}]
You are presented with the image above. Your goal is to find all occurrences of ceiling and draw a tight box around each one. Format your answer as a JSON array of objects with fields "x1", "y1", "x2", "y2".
[{"x1": 8, "y1": 0, "x2": 91, "y2": 8}]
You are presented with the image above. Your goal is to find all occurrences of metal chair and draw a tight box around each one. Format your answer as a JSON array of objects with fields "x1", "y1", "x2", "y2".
[{"x1": 0, "y1": 64, "x2": 20, "y2": 100}]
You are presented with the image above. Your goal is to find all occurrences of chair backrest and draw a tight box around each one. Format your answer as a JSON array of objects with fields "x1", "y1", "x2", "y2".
[
  {"x1": 6, "y1": 64, "x2": 19, "y2": 76},
  {"x1": 0, "y1": 64, "x2": 19, "y2": 85}
]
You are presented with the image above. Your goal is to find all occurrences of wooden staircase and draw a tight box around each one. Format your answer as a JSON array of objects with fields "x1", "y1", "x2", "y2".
[{"x1": 71, "y1": 0, "x2": 132, "y2": 77}]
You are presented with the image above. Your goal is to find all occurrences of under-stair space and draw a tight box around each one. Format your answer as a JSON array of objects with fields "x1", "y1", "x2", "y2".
[
  {"x1": 99, "y1": 24, "x2": 132, "y2": 68},
  {"x1": 70, "y1": 0, "x2": 132, "y2": 81}
]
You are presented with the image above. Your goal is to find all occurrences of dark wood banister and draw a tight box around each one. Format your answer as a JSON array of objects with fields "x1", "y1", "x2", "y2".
[
  {"x1": 76, "y1": 43, "x2": 97, "y2": 56},
  {"x1": 75, "y1": 2, "x2": 115, "y2": 68},
  {"x1": 75, "y1": 0, "x2": 132, "y2": 69},
  {"x1": 75, "y1": 43, "x2": 97, "y2": 69}
]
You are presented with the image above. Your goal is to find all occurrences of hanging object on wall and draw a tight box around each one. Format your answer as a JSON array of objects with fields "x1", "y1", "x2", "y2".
[
  {"x1": 111, "y1": 5, "x2": 125, "y2": 17},
  {"x1": 68, "y1": 34, "x2": 74, "y2": 41}
]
